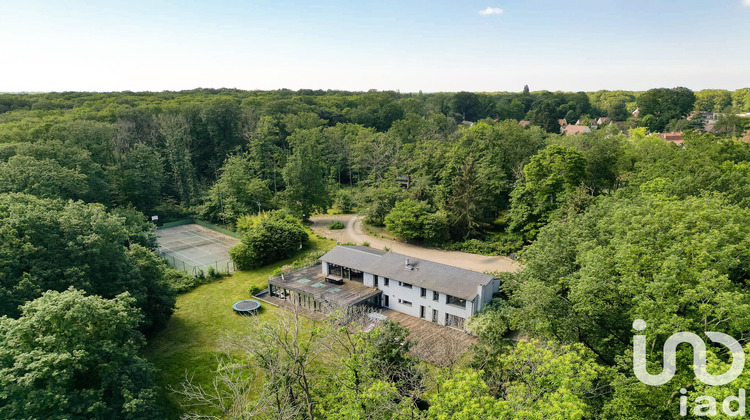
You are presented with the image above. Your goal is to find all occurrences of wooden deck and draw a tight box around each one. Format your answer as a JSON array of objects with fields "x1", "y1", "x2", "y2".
[
  {"x1": 381, "y1": 309, "x2": 477, "y2": 366},
  {"x1": 268, "y1": 265, "x2": 381, "y2": 307}
]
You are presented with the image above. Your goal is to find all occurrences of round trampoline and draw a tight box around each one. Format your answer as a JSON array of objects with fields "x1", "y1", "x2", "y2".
[{"x1": 233, "y1": 299, "x2": 261, "y2": 315}]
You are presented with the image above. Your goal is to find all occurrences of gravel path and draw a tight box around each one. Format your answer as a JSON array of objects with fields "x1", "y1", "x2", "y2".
[{"x1": 310, "y1": 214, "x2": 518, "y2": 274}]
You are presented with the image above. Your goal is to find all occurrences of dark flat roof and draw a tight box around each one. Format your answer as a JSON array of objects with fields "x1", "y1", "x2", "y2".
[
  {"x1": 269, "y1": 264, "x2": 381, "y2": 307},
  {"x1": 320, "y1": 246, "x2": 495, "y2": 301}
]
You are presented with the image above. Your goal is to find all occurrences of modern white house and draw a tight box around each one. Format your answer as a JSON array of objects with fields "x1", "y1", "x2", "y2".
[{"x1": 268, "y1": 245, "x2": 499, "y2": 329}]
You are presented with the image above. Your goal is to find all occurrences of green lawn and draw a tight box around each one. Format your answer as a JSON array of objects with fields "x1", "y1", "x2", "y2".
[{"x1": 144, "y1": 234, "x2": 336, "y2": 419}]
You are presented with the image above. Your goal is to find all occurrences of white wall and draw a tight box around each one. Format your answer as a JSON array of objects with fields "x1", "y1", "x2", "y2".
[
  {"x1": 320, "y1": 263, "x2": 493, "y2": 329},
  {"x1": 375, "y1": 275, "x2": 473, "y2": 327},
  {"x1": 475, "y1": 278, "x2": 500, "y2": 312},
  {"x1": 363, "y1": 272, "x2": 375, "y2": 287}
]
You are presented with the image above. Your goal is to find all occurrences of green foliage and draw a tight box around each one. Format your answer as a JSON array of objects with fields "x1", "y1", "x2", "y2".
[
  {"x1": 200, "y1": 154, "x2": 273, "y2": 224},
  {"x1": 508, "y1": 194, "x2": 750, "y2": 366},
  {"x1": 0, "y1": 154, "x2": 89, "y2": 199},
  {"x1": 163, "y1": 266, "x2": 205, "y2": 294},
  {"x1": 282, "y1": 128, "x2": 331, "y2": 220},
  {"x1": 334, "y1": 189, "x2": 355, "y2": 213},
  {"x1": 636, "y1": 87, "x2": 696, "y2": 132},
  {"x1": 384, "y1": 199, "x2": 448, "y2": 243},
  {"x1": 444, "y1": 235, "x2": 523, "y2": 256},
  {"x1": 0, "y1": 193, "x2": 176, "y2": 332},
  {"x1": 364, "y1": 182, "x2": 405, "y2": 227},
  {"x1": 507, "y1": 144, "x2": 587, "y2": 240},
  {"x1": 714, "y1": 113, "x2": 748, "y2": 137},
  {"x1": 329, "y1": 220, "x2": 345, "y2": 230},
  {"x1": 0, "y1": 288, "x2": 160, "y2": 418},
  {"x1": 113, "y1": 143, "x2": 165, "y2": 214},
  {"x1": 271, "y1": 250, "x2": 328, "y2": 277},
  {"x1": 229, "y1": 211, "x2": 309, "y2": 270},
  {"x1": 695, "y1": 89, "x2": 732, "y2": 112},
  {"x1": 494, "y1": 340, "x2": 601, "y2": 419},
  {"x1": 427, "y1": 370, "x2": 506, "y2": 420}
]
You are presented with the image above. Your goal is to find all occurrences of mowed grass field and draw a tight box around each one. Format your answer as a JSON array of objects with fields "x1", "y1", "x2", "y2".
[{"x1": 144, "y1": 234, "x2": 336, "y2": 419}]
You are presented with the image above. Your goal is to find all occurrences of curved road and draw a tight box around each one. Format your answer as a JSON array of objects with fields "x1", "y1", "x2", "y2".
[{"x1": 310, "y1": 214, "x2": 518, "y2": 274}]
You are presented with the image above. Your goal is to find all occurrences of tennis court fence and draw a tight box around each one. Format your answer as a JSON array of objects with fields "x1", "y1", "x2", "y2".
[{"x1": 159, "y1": 250, "x2": 237, "y2": 277}]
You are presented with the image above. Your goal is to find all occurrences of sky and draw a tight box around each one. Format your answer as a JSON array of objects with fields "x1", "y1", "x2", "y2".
[{"x1": 1, "y1": 0, "x2": 749, "y2": 93}]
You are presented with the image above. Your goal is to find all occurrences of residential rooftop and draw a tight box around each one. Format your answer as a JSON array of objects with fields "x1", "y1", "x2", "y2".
[{"x1": 320, "y1": 246, "x2": 496, "y2": 301}]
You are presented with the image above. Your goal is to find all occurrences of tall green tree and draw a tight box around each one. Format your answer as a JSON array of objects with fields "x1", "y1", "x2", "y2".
[
  {"x1": 113, "y1": 143, "x2": 165, "y2": 214},
  {"x1": 201, "y1": 154, "x2": 273, "y2": 224},
  {"x1": 282, "y1": 128, "x2": 331, "y2": 219},
  {"x1": 0, "y1": 155, "x2": 88, "y2": 199},
  {"x1": 637, "y1": 87, "x2": 696, "y2": 132},
  {"x1": 157, "y1": 113, "x2": 197, "y2": 205},
  {"x1": 0, "y1": 193, "x2": 175, "y2": 331},
  {"x1": 508, "y1": 195, "x2": 750, "y2": 367},
  {"x1": 0, "y1": 288, "x2": 160, "y2": 419},
  {"x1": 507, "y1": 144, "x2": 587, "y2": 239}
]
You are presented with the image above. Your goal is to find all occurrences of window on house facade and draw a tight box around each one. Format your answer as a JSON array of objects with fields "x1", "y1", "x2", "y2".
[
  {"x1": 399, "y1": 281, "x2": 412, "y2": 289},
  {"x1": 383, "y1": 277, "x2": 389, "y2": 286},
  {"x1": 446, "y1": 294, "x2": 466, "y2": 308},
  {"x1": 445, "y1": 313, "x2": 466, "y2": 329},
  {"x1": 420, "y1": 287, "x2": 426, "y2": 297},
  {"x1": 398, "y1": 299, "x2": 412, "y2": 306},
  {"x1": 433, "y1": 291, "x2": 439, "y2": 301}
]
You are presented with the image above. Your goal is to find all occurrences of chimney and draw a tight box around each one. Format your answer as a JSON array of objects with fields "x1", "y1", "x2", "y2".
[{"x1": 405, "y1": 258, "x2": 411, "y2": 270}]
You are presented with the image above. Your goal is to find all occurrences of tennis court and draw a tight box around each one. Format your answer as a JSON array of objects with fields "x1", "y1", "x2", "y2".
[{"x1": 156, "y1": 223, "x2": 240, "y2": 275}]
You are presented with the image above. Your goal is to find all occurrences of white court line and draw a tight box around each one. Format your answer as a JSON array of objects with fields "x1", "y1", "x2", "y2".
[
  {"x1": 181, "y1": 230, "x2": 236, "y2": 249},
  {"x1": 163, "y1": 248, "x2": 204, "y2": 268},
  {"x1": 162, "y1": 240, "x2": 211, "y2": 259},
  {"x1": 159, "y1": 228, "x2": 237, "y2": 269}
]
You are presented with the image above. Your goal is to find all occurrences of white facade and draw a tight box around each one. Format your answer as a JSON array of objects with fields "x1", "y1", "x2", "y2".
[{"x1": 324, "y1": 261, "x2": 499, "y2": 329}]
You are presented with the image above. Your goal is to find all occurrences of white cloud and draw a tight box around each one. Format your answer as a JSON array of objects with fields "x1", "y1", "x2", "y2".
[
  {"x1": 743, "y1": 0, "x2": 750, "y2": 6},
  {"x1": 479, "y1": 7, "x2": 503, "y2": 16}
]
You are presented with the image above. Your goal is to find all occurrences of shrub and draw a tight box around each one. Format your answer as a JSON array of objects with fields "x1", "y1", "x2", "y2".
[
  {"x1": 165, "y1": 268, "x2": 202, "y2": 294},
  {"x1": 335, "y1": 190, "x2": 354, "y2": 213},
  {"x1": 248, "y1": 285, "x2": 263, "y2": 296},
  {"x1": 444, "y1": 235, "x2": 524, "y2": 256},
  {"x1": 271, "y1": 250, "x2": 327, "y2": 277},
  {"x1": 230, "y1": 210, "x2": 309, "y2": 270},
  {"x1": 384, "y1": 199, "x2": 448, "y2": 243},
  {"x1": 329, "y1": 221, "x2": 345, "y2": 230},
  {"x1": 207, "y1": 266, "x2": 226, "y2": 280},
  {"x1": 361, "y1": 241, "x2": 370, "y2": 247}
]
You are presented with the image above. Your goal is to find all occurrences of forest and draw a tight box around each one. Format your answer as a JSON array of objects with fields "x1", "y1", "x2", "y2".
[{"x1": 1, "y1": 86, "x2": 750, "y2": 419}]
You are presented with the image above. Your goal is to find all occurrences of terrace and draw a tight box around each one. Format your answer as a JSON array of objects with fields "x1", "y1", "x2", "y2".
[{"x1": 268, "y1": 264, "x2": 381, "y2": 309}]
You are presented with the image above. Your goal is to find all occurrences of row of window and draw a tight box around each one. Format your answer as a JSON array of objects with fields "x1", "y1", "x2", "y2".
[
  {"x1": 387, "y1": 278, "x2": 467, "y2": 308},
  {"x1": 385, "y1": 296, "x2": 466, "y2": 328}
]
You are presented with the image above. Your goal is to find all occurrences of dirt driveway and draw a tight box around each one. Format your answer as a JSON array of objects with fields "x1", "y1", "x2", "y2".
[{"x1": 310, "y1": 215, "x2": 518, "y2": 274}]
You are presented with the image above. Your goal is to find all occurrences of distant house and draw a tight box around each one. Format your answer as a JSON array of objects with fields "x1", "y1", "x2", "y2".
[
  {"x1": 657, "y1": 132, "x2": 684, "y2": 146},
  {"x1": 632, "y1": 108, "x2": 640, "y2": 117},
  {"x1": 575, "y1": 119, "x2": 598, "y2": 130},
  {"x1": 268, "y1": 246, "x2": 500, "y2": 330},
  {"x1": 563, "y1": 125, "x2": 591, "y2": 136},
  {"x1": 395, "y1": 175, "x2": 411, "y2": 189},
  {"x1": 519, "y1": 120, "x2": 531, "y2": 128},
  {"x1": 596, "y1": 117, "x2": 610, "y2": 126},
  {"x1": 558, "y1": 118, "x2": 568, "y2": 128}
]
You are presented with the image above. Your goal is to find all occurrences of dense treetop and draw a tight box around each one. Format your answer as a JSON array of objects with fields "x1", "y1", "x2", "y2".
[{"x1": 1, "y1": 86, "x2": 750, "y2": 419}]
